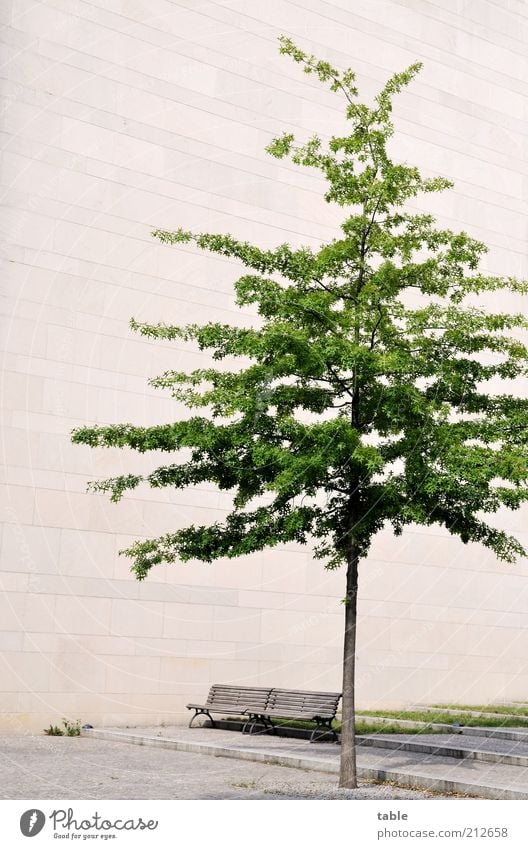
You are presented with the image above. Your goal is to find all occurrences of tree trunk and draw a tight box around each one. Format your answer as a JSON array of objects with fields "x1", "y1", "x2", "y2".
[{"x1": 339, "y1": 544, "x2": 359, "y2": 788}]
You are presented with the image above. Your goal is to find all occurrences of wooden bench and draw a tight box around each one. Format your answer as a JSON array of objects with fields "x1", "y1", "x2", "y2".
[
  {"x1": 186, "y1": 684, "x2": 271, "y2": 728},
  {"x1": 244, "y1": 688, "x2": 341, "y2": 742}
]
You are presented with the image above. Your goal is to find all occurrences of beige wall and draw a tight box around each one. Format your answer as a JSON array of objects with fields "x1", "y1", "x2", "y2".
[{"x1": 1, "y1": 0, "x2": 528, "y2": 731}]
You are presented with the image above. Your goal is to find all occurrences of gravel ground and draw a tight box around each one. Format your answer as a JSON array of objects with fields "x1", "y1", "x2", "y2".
[{"x1": 0, "y1": 734, "x2": 454, "y2": 800}]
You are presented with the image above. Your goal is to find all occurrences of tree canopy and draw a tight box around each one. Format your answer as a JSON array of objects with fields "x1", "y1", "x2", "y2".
[{"x1": 73, "y1": 36, "x2": 528, "y2": 581}]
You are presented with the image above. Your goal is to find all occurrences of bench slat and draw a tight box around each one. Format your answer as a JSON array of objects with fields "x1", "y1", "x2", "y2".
[
  {"x1": 262, "y1": 709, "x2": 335, "y2": 716},
  {"x1": 268, "y1": 689, "x2": 341, "y2": 697},
  {"x1": 268, "y1": 701, "x2": 336, "y2": 705},
  {"x1": 187, "y1": 703, "x2": 254, "y2": 712}
]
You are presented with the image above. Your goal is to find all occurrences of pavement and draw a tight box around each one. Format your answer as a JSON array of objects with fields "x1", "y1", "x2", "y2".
[
  {"x1": 0, "y1": 732, "x2": 447, "y2": 800},
  {"x1": 4, "y1": 723, "x2": 528, "y2": 800}
]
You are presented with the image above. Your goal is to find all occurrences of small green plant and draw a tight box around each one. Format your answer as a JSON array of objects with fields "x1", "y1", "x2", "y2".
[
  {"x1": 43, "y1": 718, "x2": 82, "y2": 737},
  {"x1": 62, "y1": 717, "x2": 82, "y2": 736},
  {"x1": 43, "y1": 724, "x2": 64, "y2": 736}
]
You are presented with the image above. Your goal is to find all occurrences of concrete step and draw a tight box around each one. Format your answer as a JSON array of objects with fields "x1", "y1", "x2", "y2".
[
  {"x1": 410, "y1": 705, "x2": 528, "y2": 723},
  {"x1": 355, "y1": 713, "x2": 528, "y2": 741},
  {"x1": 358, "y1": 732, "x2": 528, "y2": 767},
  {"x1": 85, "y1": 726, "x2": 528, "y2": 800},
  {"x1": 356, "y1": 745, "x2": 528, "y2": 800}
]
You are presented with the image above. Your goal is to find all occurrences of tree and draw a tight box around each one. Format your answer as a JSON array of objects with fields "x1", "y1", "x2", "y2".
[{"x1": 72, "y1": 38, "x2": 528, "y2": 789}]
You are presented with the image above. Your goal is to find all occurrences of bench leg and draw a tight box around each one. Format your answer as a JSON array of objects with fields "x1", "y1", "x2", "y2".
[
  {"x1": 263, "y1": 715, "x2": 276, "y2": 735},
  {"x1": 310, "y1": 717, "x2": 337, "y2": 743},
  {"x1": 189, "y1": 709, "x2": 215, "y2": 729},
  {"x1": 244, "y1": 714, "x2": 274, "y2": 735},
  {"x1": 243, "y1": 713, "x2": 259, "y2": 735},
  {"x1": 242, "y1": 713, "x2": 259, "y2": 734}
]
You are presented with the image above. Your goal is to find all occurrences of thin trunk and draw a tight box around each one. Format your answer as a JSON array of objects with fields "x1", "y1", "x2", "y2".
[
  {"x1": 339, "y1": 213, "x2": 365, "y2": 788},
  {"x1": 339, "y1": 541, "x2": 359, "y2": 788}
]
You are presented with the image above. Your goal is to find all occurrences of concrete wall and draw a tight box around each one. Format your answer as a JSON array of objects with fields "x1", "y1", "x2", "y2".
[{"x1": 1, "y1": 0, "x2": 528, "y2": 731}]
